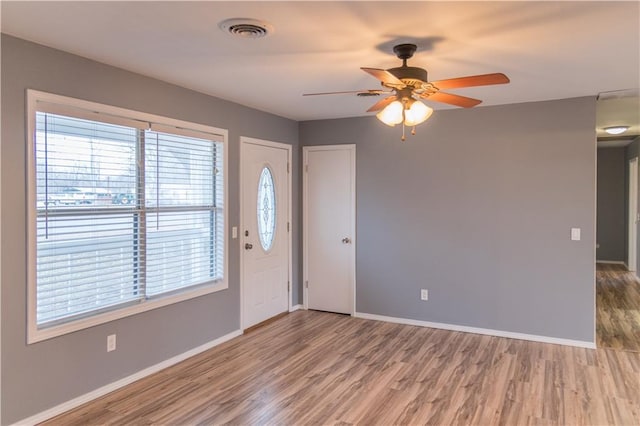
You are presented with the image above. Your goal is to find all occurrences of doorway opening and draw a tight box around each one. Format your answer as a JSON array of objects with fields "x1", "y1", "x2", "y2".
[{"x1": 595, "y1": 92, "x2": 640, "y2": 352}]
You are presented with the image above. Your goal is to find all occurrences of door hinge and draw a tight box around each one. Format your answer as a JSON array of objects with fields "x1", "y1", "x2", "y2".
[
  {"x1": 305, "y1": 164, "x2": 309, "y2": 172},
  {"x1": 287, "y1": 162, "x2": 290, "y2": 173},
  {"x1": 305, "y1": 280, "x2": 309, "y2": 289},
  {"x1": 287, "y1": 222, "x2": 290, "y2": 232}
]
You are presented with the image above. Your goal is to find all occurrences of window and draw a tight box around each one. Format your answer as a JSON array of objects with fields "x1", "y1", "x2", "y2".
[{"x1": 27, "y1": 91, "x2": 228, "y2": 343}]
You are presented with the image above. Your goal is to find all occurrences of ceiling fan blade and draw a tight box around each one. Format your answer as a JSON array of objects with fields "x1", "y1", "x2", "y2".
[
  {"x1": 366, "y1": 95, "x2": 397, "y2": 112},
  {"x1": 303, "y1": 89, "x2": 386, "y2": 96},
  {"x1": 361, "y1": 68, "x2": 405, "y2": 87},
  {"x1": 431, "y1": 73, "x2": 510, "y2": 90},
  {"x1": 422, "y1": 92, "x2": 482, "y2": 108}
]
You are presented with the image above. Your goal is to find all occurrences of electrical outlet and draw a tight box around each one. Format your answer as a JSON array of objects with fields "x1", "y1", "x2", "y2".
[
  {"x1": 107, "y1": 334, "x2": 116, "y2": 352},
  {"x1": 420, "y1": 289, "x2": 429, "y2": 301}
]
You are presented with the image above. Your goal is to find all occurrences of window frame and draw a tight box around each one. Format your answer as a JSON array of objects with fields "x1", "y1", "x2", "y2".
[{"x1": 26, "y1": 90, "x2": 229, "y2": 344}]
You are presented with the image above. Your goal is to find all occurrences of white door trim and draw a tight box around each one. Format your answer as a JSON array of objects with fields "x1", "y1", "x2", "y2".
[
  {"x1": 628, "y1": 157, "x2": 638, "y2": 272},
  {"x1": 240, "y1": 136, "x2": 293, "y2": 331},
  {"x1": 303, "y1": 144, "x2": 356, "y2": 315}
]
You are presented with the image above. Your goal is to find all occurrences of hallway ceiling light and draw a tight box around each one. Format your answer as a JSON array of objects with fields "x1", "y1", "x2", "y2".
[{"x1": 604, "y1": 126, "x2": 630, "y2": 135}]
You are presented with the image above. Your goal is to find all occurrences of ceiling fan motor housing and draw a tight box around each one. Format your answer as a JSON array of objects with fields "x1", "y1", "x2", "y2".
[{"x1": 387, "y1": 66, "x2": 429, "y2": 88}]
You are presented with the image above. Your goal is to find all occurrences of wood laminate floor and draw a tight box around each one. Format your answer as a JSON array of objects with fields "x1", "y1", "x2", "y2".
[
  {"x1": 44, "y1": 310, "x2": 640, "y2": 425},
  {"x1": 597, "y1": 263, "x2": 640, "y2": 352}
]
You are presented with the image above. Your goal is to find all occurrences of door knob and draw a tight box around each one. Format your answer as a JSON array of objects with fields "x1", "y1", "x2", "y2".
[
  {"x1": 245, "y1": 243, "x2": 253, "y2": 250},
  {"x1": 341, "y1": 237, "x2": 351, "y2": 244}
]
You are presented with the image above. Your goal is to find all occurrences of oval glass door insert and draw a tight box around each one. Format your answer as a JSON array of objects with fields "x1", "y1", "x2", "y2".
[{"x1": 257, "y1": 166, "x2": 276, "y2": 251}]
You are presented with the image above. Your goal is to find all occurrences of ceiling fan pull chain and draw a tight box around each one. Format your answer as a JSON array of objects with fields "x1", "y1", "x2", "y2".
[
  {"x1": 411, "y1": 126, "x2": 416, "y2": 136},
  {"x1": 401, "y1": 109, "x2": 406, "y2": 141}
]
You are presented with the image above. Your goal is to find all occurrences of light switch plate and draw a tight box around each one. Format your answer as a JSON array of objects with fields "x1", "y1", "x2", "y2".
[
  {"x1": 107, "y1": 334, "x2": 116, "y2": 352},
  {"x1": 232, "y1": 227, "x2": 238, "y2": 239},
  {"x1": 571, "y1": 228, "x2": 581, "y2": 241}
]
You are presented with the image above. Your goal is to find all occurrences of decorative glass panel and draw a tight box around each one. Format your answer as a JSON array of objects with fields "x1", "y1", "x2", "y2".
[{"x1": 257, "y1": 167, "x2": 276, "y2": 251}]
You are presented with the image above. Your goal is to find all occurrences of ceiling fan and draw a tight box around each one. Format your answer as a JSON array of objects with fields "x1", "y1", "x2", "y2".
[{"x1": 304, "y1": 43, "x2": 510, "y2": 140}]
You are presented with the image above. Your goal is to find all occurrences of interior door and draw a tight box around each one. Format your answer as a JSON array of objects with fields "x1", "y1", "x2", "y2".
[
  {"x1": 242, "y1": 138, "x2": 290, "y2": 328},
  {"x1": 304, "y1": 145, "x2": 356, "y2": 314}
]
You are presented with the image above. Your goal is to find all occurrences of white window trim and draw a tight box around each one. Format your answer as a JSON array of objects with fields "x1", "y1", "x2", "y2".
[{"x1": 26, "y1": 90, "x2": 229, "y2": 344}]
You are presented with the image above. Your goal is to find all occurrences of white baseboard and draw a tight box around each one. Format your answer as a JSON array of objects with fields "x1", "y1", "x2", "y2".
[
  {"x1": 596, "y1": 260, "x2": 626, "y2": 265},
  {"x1": 13, "y1": 329, "x2": 243, "y2": 426},
  {"x1": 354, "y1": 312, "x2": 595, "y2": 349},
  {"x1": 289, "y1": 304, "x2": 303, "y2": 312}
]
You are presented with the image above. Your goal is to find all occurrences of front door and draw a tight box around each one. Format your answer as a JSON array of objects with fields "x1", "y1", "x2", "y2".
[{"x1": 241, "y1": 137, "x2": 290, "y2": 328}]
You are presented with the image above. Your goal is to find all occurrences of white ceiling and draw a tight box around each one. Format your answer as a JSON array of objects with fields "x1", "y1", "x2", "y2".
[{"x1": 2, "y1": 1, "x2": 639, "y2": 126}]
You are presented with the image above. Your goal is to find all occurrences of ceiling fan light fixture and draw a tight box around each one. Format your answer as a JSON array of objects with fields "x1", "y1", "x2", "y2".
[
  {"x1": 376, "y1": 99, "x2": 433, "y2": 128},
  {"x1": 604, "y1": 126, "x2": 630, "y2": 135},
  {"x1": 376, "y1": 101, "x2": 404, "y2": 126},
  {"x1": 404, "y1": 100, "x2": 433, "y2": 126}
]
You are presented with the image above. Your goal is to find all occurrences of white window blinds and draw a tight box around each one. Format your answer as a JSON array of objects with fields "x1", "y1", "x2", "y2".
[
  {"x1": 143, "y1": 129, "x2": 225, "y2": 297},
  {"x1": 33, "y1": 106, "x2": 225, "y2": 330}
]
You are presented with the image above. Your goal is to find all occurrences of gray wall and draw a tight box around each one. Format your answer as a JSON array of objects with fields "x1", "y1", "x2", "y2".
[
  {"x1": 300, "y1": 97, "x2": 596, "y2": 342},
  {"x1": 1, "y1": 34, "x2": 300, "y2": 424},
  {"x1": 596, "y1": 147, "x2": 626, "y2": 261}
]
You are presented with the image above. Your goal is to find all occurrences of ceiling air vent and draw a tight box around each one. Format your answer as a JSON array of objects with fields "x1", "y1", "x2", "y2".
[{"x1": 219, "y1": 18, "x2": 274, "y2": 39}]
